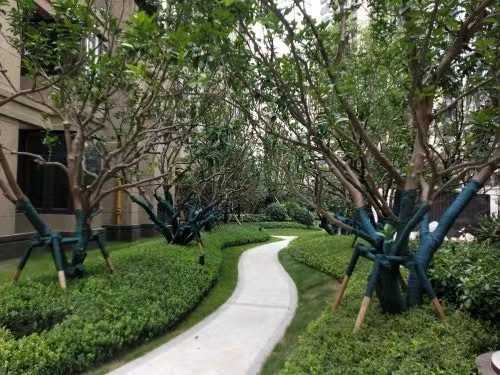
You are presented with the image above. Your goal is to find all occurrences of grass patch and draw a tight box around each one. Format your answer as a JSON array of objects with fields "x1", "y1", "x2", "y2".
[
  {"x1": 261, "y1": 246, "x2": 337, "y2": 375},
  {"x1": 282, "y1": 234, "x2": 500, "y2": 374},
  {"x1": 0, "y1": 225, "x2": 270, "y2": 374}
]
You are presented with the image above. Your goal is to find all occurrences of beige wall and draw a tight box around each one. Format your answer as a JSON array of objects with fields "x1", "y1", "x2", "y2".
[
  {"x1": 0, "y1": 0, "x2": 20, "y2": 92},
  {"x1": 0, "y1": 116, "x2": 19, "y2": 235}
]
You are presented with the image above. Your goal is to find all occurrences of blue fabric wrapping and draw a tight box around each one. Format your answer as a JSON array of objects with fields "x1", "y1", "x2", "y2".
[
  {"x1": 356, "y1": 207, "x2": 379, "y2": 245},
  {"x1": 428, "y1": 179, "x2": 482, "y2": 265}
]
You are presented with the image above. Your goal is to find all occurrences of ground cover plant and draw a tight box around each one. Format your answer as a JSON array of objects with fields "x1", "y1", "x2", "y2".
[
  {"x1": 282, "y1": 234, "x2": 500, "y2": 374},
  {"x1": 0, "y1": 225, "x2": 269, "y2": 374}
]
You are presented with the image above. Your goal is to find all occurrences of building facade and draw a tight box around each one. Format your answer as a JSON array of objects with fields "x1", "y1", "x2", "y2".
[{"x1": 0, "y1": 0, "x2": 157, "y2": 254}]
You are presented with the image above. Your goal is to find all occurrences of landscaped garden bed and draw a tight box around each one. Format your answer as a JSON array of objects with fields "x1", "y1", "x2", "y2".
[
  {"x1": 0, "y1": 225, "x2": 269, "y2": 374},
  {"x1": 282, "y1": 234, "x2": 500, "y2": 374}
]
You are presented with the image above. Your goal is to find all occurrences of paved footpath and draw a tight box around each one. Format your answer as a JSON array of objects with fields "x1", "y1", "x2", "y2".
[{"x1": 109, "y1": 236, "x2": 297, "y2": 375}]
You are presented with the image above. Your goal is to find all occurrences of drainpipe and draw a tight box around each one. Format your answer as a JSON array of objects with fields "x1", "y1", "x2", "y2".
[{"x1": 115, "y1": 179, "x2": 122, "y2": 225}]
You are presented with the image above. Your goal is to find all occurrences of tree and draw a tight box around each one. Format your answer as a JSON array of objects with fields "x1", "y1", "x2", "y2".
[{"x1": 218, "y1": 0, "x2": 499, "y2": 329}]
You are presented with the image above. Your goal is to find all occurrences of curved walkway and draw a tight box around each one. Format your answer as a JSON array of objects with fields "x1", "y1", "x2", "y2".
[{"x1": 109, "y1": 236, "x2": 297, "y2": 375}]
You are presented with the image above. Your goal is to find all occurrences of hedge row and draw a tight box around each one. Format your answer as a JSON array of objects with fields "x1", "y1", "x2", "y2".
[
  {"x1": 0, "y1": 225, "x2": 270, "y2": 375},
  {"x1": 283, "y1": 234, "x2": 500, "y2": 374},
  {"x1": 256, "y1": 222, "x2": 321, "y2": 230}
]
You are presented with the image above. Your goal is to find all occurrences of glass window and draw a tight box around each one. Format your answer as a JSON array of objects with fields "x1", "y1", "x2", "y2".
[{"x1": 17, "y1": 130, "x2": 73, "y2": 213}]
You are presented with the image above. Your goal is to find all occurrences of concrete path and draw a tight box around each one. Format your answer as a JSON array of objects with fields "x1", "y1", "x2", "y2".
[{"x1": 109, "y1": 236, "x2": 297, "y2": 375}]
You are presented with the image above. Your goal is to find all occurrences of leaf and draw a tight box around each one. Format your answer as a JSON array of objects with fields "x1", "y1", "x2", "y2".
[{"x1": 224, "y1": 0, "x2": 234, "y2": 6}]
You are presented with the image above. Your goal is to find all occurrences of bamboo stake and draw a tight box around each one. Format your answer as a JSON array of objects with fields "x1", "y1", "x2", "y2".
[
  {"x1": 431, "y1": 298, "x2": 446, "y2": 322},
  {"x1": 12, "y1": 269, "x2": 21, "y2": 282},
  {"x1": 354, "y1": 296, "x2": 372, "y2": 332},
  {"x1": 57, "y1": 270, "x2": 67, "y2": 292},
  {"x1": 332, "y1": 275, "x2": 349, "y2": 311},
  {"x1": 105, "y1": 258, "x2": 115, "y2": 273}
]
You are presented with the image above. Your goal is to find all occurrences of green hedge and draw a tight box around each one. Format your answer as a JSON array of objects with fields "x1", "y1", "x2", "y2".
[
  {"x1": 256, "y1": 222, "x2": 321, "y2": 230},
  {"x1": 429, "y1": 242, "x2": 500, "y2": 322},
  {"x1": 0, "y1": 225, "x2": 269, "y2": 375},
  {"x1": 265, "y1": 203, "x2": 289, "y2": 221},
  {"x1": 283, "y1": 234, "x2": 500, "y2": 374}
]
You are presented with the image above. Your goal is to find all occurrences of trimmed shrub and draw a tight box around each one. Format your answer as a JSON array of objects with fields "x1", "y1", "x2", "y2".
[
  {"x1": 283, "y1": 234, "x2": 500, "y2": 374},
  {"x1": 282, "y1": 202, "x2": 315, "y2": 226},
  {"x1": 235, "y1": 214, "x2": 269, "y2": 223},
  {"x1": 257, "y1": 222, "x2": 321, "y2": 230},
  {"x1": 283, "y1": 202, "x2": 300, "y2": 217},
  {"x1": 429, "y1": 242, "x2": 500, "y2": 322},
  {"x1": 0, "y1": 225, "x2": 269, "y2": 374},
  {"x1": 265, "y1": 203, "x2": 289, "y2": 221},
  {"x1": 290, "y1": 206, "x2": 314, "y2": 226}
]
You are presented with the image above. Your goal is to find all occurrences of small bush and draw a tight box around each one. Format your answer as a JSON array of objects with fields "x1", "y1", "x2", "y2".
[
  {"x1": 265, "y1": 203, "x2": 289, "y2": 221},
  {"x1": 283, "y1": 202, "x2": 300, "y2": 217},
  {"x1": 0, "y1": 225, "x2": 269, "y2": 374},
  {"x1": 429, "y1": 242, "x2": 500, "y2": 322},
  {"x1": 281, "y1": 202, "x2": 315, "y2": 226},
  {"x1": 290, "y1": 206, "x2": 314, "y2": 226}
]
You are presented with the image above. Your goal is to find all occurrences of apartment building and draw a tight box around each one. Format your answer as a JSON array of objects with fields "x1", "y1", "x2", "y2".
[
  {"x1": 0, "y1": 0, "x2": 158, "y2": 256},
  {"x1": 319, "y1": 0, "x2": 370, "y2": 26}
]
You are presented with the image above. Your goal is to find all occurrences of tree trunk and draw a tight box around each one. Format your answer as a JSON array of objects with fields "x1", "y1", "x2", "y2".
[
  {"x1": 375, "y1": 265, "x2": 406, "y2": 313},
  {"x1": 68, "y1": 209, "x2": 90, "y2": 277}
]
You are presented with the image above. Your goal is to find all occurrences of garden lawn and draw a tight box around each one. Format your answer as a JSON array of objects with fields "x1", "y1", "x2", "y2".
[
  {"x1": 0, "y1": 224, "x2": 269, "y2": 375},
  {"x1": 282, "y1": 234, "x2": 500, "y2": 375},
  {"x1": 261, "y1": 241, "x2": 337, "y2": 375}
]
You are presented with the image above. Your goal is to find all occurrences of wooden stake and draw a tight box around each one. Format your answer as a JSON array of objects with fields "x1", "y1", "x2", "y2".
[
  {"x1": 12, "y1": 269, "x2": 21, "y2": 282},
  {"x1": 332, "y1": 275, "x2": 349, "y2": 311},
  {"x1": 105, "y1": 258, "x2": 115, "y2": 273},
  {"x1": 57, "y1": 270, "x2": 67, "y2": 291},
  {"x1": 431, "y1": 298, "x2": 446, "y2": 322},
  {"x1": 354, "y1": 296, "x2": 371, "y2": 332}
]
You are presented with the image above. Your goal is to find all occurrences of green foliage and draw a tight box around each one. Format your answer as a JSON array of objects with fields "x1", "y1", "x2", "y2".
[
  {"x1": 230, "y1": 214, "x2": 269, "y2": 223},
  {"x1": 282, "y1": 202, "x2": 300, "y2": 216},
  {"x1": 0, "y1": 226, "x2": 269, "y2": 374},
  {"x1": 282, "y1": 202, "x2": 314, "y2": 226},
  {"x1": 282, "y1": 235, "x2": 499, "y2": 374},
  {"x1": 291, "y1": 207, "x2": 314, "y2": 227},
  {"x1": 265, "y1": 203, "x2": 289, "y2": 222},
  {"x1": 257, "y1": 222, "x2": 321, "y2": 230},
  {"x1": 471, "y1": 215, "x2": 500, "y2": 246},
  {"x1": 429, "y1": 242, "x2": 500, "y2": 322}
]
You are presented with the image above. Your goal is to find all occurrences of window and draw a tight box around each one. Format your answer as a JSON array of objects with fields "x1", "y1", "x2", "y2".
[
  {"x1": 84, "y1": 34, "x2": 106, "y2": 63},
  {"x1": 17, "y1": 130, "x2": 73, "y2": 213},
  {"x1": 135, "y1": 0, "x2": 157, "y2": 15}
]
